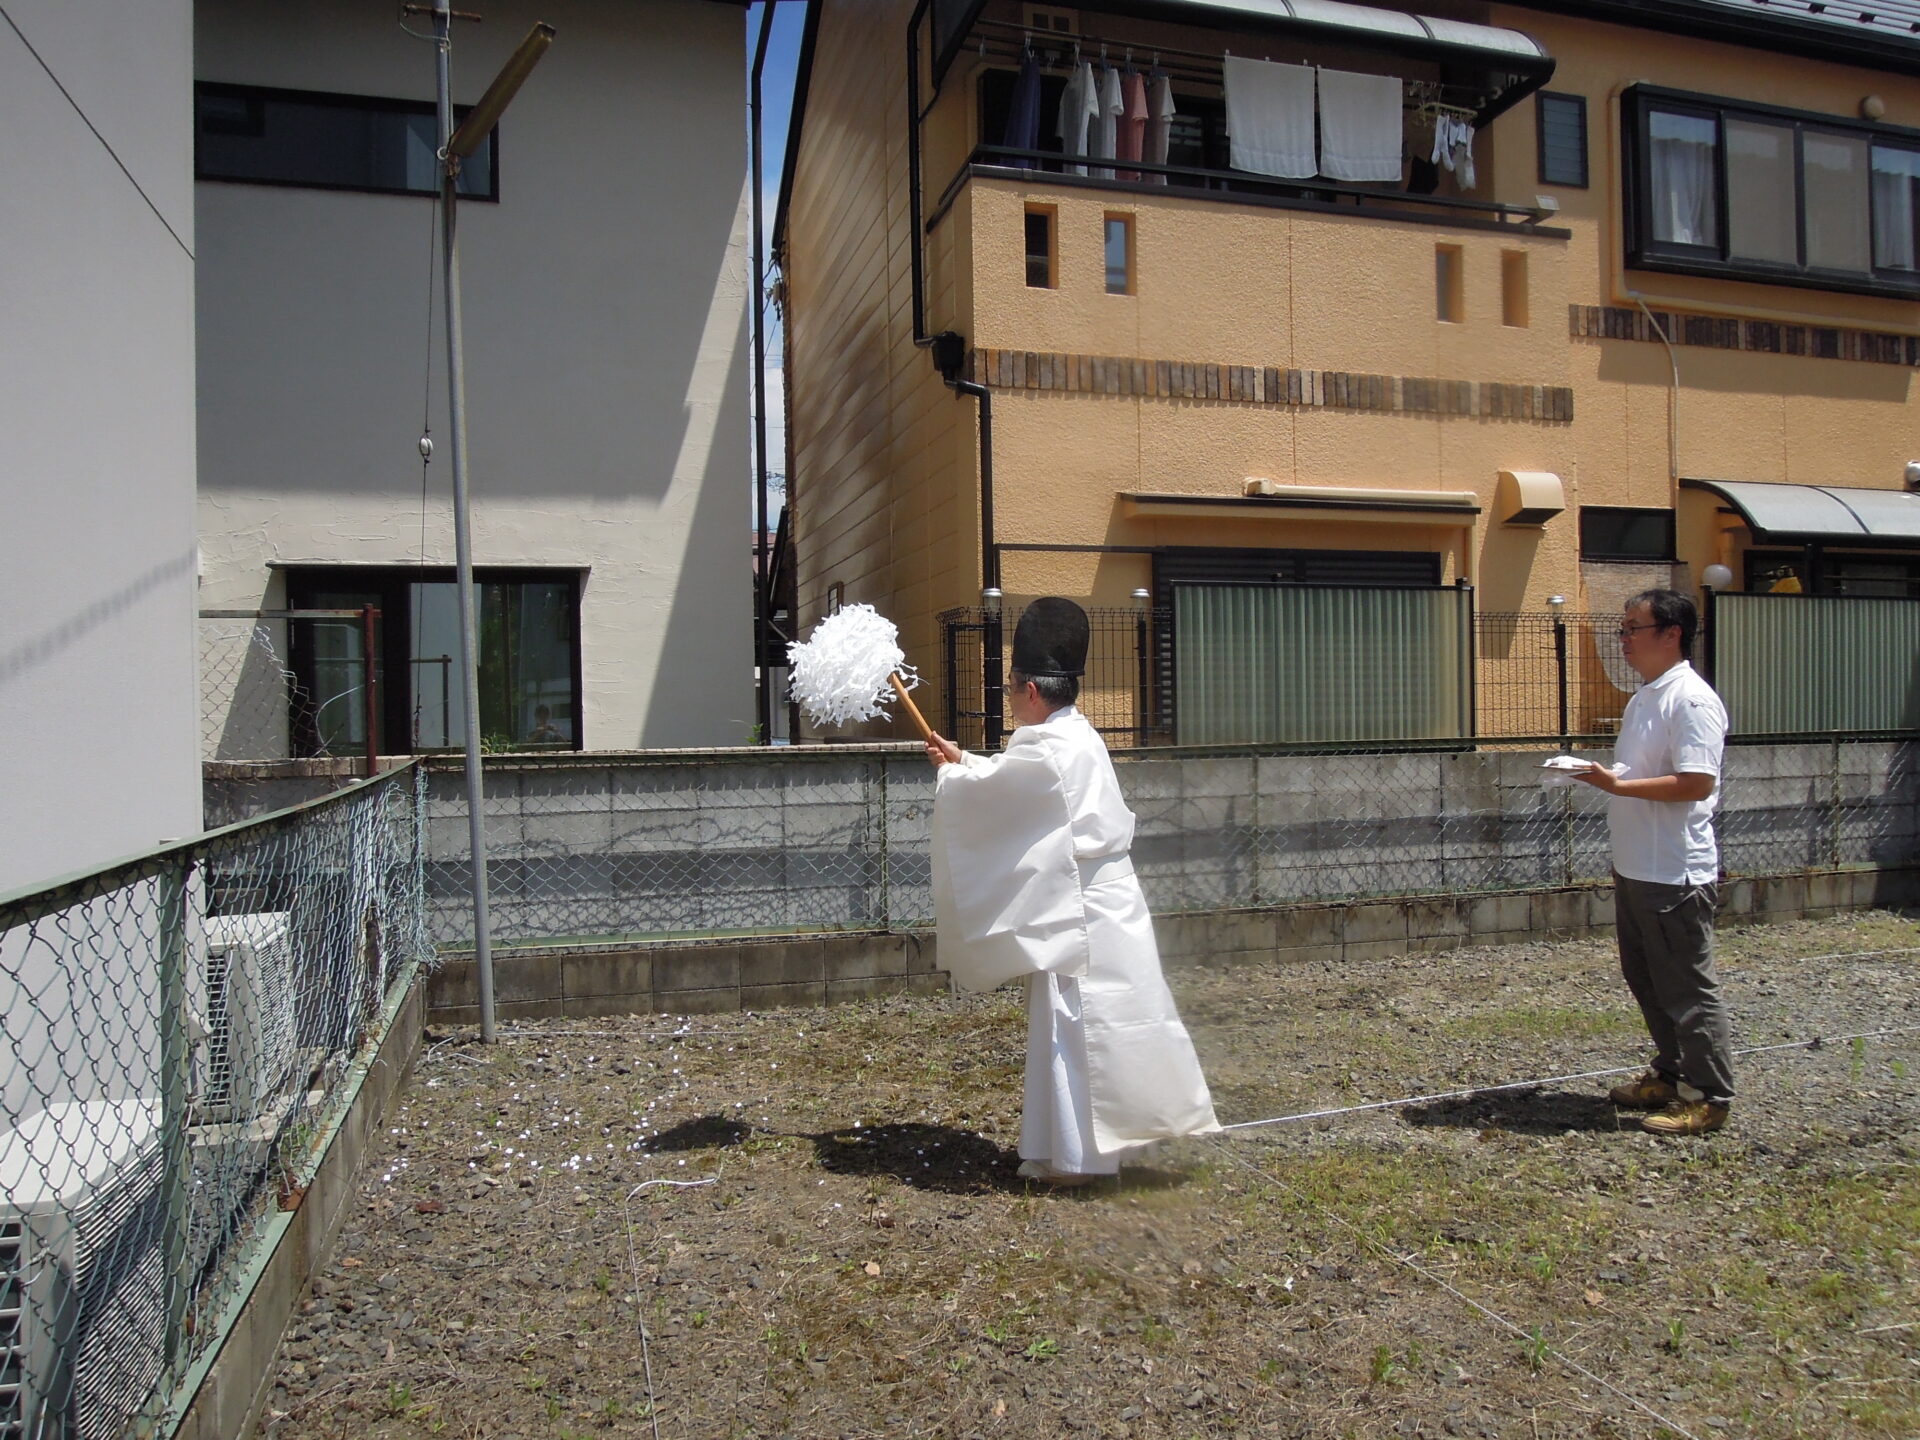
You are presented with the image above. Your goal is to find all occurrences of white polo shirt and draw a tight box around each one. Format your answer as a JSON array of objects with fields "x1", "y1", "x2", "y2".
[{"x1": 1608, "y1": 660, "x2": 1729, "y2": 886}]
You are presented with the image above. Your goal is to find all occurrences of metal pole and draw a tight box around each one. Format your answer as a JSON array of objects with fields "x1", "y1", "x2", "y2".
[
  {"x1": 750, "y1": 2, "x2": 775, "y2": 744},
  {"x1": 1552, "y1": 615, "x2": 1569, "y2": 746},
  {"x1": 362, "y1": 604, "x2": 380, "y2": 779},
  {"x1": 157, "y1": 857, "x2": 191, "y2": 1376},
  {"x1": 436, "y1": 0, "x2": 496, "y2": 1041}
]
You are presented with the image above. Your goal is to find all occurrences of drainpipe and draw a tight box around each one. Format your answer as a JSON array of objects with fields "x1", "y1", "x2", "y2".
[
  {"x1": 1627, "y1": 290, "x2": 1682, "y2": 495},
  {"x1": 750, "y1": 2, "x2": 775, "y2": 743},
  {"x1": 908, "y1": 5, "x2": 1005, "y2": 739}
]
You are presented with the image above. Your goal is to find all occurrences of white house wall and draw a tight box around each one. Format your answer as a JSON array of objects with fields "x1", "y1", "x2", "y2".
[
  {"x1": 0, "y1": 0, "x2": 201, "y2": 892},
  {"x1": 194, "y1": 0, "x2": 754, "y2": 752}
]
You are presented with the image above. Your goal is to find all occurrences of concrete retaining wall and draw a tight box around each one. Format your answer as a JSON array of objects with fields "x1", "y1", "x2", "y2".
[{"x1": 425, "y1": 865, "x2": 1920, "y2": 1024}]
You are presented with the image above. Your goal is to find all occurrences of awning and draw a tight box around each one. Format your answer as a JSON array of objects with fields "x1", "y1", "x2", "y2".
[
  {"x1": 1123, "y1": 484, "x2": 1480, "y2": 524},
  {"x1": 930, "y1": 0, "x2": 1554, "y2": 111},
  {"x1": 1682, "y1": 478, "x2": 1920, "y2": 543}
]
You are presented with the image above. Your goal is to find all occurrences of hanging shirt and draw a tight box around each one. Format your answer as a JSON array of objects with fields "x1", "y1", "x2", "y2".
[
  {"x1": 1117, "y1": 70, "x2": 1149, "y2": 180},
  {"x1": 1002, "y1": 52, "x2": 1042, "y2": 166},
  {"x1": 1145, "y1": 74, "x2": 1176, "y2": 185},
  {"x1": 1056, "y1": 61, "x2": 1099, "y2": 176},
  {"x1": 1092, "y1": 64, "x2": 1125, "y2": 178}
]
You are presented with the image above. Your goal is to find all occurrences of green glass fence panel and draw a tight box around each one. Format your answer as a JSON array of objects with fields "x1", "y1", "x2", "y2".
[
  {"x1": 1715, "y1": 594, "x2": 1920, "y2": 733},
  {"x1": 1172, "y1": 584, "x2": 1471, "y2": 744}
]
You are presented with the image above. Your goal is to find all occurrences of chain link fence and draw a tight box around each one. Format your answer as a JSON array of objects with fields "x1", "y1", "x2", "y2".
[
  {"x1": 199, "y1": 609, "x2": 379, "y2": 769},
  {"x1": 0, "y1": 765, "x2": 427, "y2": 1439},
  {"x1": 420, "y1": 737, "x2": 1920, "y2": 952}
]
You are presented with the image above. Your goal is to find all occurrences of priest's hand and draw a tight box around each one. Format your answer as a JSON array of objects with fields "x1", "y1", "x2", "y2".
[{"x1": 926, "y1": 733, "x2": 962, "y2": 769}]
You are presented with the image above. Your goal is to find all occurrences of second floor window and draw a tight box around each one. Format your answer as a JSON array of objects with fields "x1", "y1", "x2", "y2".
[
  {"x1": 196, "y1": 82, "x2": 498, "y2": 200},
  {"x1": 1624, "y1": 85, "x2": 1920, "y2": 299}
]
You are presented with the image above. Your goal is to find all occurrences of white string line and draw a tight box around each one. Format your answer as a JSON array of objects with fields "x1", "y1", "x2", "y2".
[
  {"x1": 621, "y1": 1177, "x2": 717, "y2": 1440},
  {"x1": 1211, "y1": 1143, "x2": 1707, "y2": 1440},
  {"x1": 1220, "y1": 1024, "x2": 1920, "y2": 1133}
]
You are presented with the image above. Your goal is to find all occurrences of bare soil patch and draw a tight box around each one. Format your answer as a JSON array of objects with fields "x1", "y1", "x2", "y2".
[{"x1": 260, "y1": 912, "x2": 1920, "y2": 1439}]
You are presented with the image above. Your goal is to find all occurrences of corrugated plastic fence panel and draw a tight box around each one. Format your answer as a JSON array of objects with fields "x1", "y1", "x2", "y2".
[
  {"x1": 1172, "y1": 583, "x2": 1472, "y2": 745},
  {"x1": 1715, "y1": 594, "x2": 1920, "y2": 734}
]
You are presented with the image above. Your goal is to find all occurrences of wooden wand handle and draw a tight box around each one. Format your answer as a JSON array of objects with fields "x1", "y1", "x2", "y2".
[{"x1": 888, "y1": 672, "x2": 935, "y2": 743}]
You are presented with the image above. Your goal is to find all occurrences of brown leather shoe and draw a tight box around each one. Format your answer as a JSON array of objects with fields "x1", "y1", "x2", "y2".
[
  {"x1": 1608, "y1": 1071, "x2": 1679, "y2": 1110},
  {"x1": 1641, "y1": 1099, "x2": 1730, "y2": 1137}
]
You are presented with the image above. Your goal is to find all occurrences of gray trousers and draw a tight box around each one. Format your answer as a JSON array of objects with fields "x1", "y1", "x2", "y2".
[{"x1": 1612, "y1": 872, "x2": 1735, "y2": 1103}]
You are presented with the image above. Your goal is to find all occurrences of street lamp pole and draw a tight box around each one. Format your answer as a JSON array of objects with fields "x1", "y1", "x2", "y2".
[{"x1": 427, "y1": 2, "x2": 554, "y2": 1041}]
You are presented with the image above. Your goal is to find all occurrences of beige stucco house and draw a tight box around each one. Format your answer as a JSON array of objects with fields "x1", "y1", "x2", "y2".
[
  {"x1": 195, "y1": 0, "x2": 754, "y2": 757},
  {"x1": 777, "y1": 0, "x2": 1920, "y2": 744}
]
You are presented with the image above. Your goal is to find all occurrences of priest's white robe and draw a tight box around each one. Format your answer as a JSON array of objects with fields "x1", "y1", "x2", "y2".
[{"x1": 932, "y1": 706, "x2": 1220, "y2": 1172}]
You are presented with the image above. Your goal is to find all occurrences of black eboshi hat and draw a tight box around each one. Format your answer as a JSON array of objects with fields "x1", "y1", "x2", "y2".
[{"x1": 1011, "y1": 597, "x2": 1090, "y2": 678}]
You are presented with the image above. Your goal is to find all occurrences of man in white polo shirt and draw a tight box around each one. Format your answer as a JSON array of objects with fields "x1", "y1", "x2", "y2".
[{"x1": 1577, "y1": 589, "x2": 1732, "y2": 1136}]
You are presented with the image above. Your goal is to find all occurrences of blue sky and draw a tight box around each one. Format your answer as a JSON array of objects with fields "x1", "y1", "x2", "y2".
[{"x1": 747, "y1": 2, "x2": 805, "y2": 506}]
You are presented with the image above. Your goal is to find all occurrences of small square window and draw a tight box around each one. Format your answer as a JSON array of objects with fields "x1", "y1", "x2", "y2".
[
  {"x1": 1104, "y1": 214, "x2": 1132, "y2": 294},
  {"x1": 1536, "y1": 92, "x2": 1588, "y2": 189},
  {"x1": 1025, "y1": 207, "x2": 1054, "y2": 288},
  {"x1": 1580, "y1": 507, "x2": 1675, "y2": 562}
]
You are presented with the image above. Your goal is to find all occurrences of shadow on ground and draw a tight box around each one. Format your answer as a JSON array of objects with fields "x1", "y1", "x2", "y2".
[
  {"x1": 644, "y1": 1114, "x2": 1204, "y2": 1195},
  {"x1": 1401, "y1": 1087, "x2": 1628, "y2": 1135}
]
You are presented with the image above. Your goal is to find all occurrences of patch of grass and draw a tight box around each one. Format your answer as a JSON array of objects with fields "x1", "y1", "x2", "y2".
[{"x1": 1435, "y1": 1004, "x2": 1643, "y2": 1044}]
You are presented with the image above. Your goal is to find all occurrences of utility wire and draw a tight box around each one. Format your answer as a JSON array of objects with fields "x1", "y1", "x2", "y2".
[{"x1": 1, "y1": 2, "x2": 193, "y2": 260}]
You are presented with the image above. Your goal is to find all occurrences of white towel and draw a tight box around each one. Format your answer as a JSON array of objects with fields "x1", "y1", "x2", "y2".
[
  {"x1": 1222, "y1": 57, "x2": 1316, "y2": 180},
  {"x1": 1317, "y1": 67, "x2": 1402, "y2": 183}
]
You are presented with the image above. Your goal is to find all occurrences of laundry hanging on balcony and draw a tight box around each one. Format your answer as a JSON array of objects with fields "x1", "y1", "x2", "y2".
[
  {"x1": 1001, "y1": 49, "x2": 1042, "y2": 166},
  {"x1": 1092, "y1": 63, "x2": 1125, "y2": 177},
  {"x1": 1057, "y1": 58, "x2": 1099, "y2": 175},
  {"x1": 1222, "y1": 56, "x2": 1316, "y2": 178},
  {"x1": 1317, "y1": 67, "x2": 1402, "y2": 182},
  {"x1": 1117, "y1": 69, "x2": 1149, "y2": 180},
  {"x1": 1430, "y1": 111, "x2": 1477, "y2": 189},
  {"x1": 1144, "y1": 71, "x2": 1176, "y2": 185}
]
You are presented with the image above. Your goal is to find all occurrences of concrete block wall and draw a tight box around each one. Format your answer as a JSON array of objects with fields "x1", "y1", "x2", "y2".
[
  {"x1": 409, "y1": 737, "x2": 1917, "y2": 959},
  {"x1": 423, "y1": 866, "x2": 1920, "y2": 1024}
]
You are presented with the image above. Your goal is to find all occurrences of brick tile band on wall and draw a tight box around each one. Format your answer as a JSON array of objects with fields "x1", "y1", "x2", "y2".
[
  {"x1": 1570, "y1": 304, "x2": 1920, "y2": 367},
  {"x1": 968, "y1": 349, "x2": 1575, "y2": 422}
]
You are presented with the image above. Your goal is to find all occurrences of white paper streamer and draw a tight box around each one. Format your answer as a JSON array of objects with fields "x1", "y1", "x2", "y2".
[{"x1": 787, "y1": 604, "x2": 920, "y2": 727}]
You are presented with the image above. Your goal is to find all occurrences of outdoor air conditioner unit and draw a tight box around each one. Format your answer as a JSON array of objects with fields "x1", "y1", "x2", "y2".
[
  {"x1": 201, "y1": 912, "x2": 298, "y2": 1122},
  {"x1": 0, "y1": 1098, "x2": 166, "y2": 1440}
]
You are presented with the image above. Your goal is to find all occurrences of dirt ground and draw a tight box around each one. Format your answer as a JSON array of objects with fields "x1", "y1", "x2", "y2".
[{"x1": 258, "y1": 911, "x2": 1920, "y2": 1439}]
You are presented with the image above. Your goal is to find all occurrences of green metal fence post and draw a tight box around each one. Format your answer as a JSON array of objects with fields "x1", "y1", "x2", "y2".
[{"x1": 158, "y1": 855, "x2": 192, "y2": 1377}]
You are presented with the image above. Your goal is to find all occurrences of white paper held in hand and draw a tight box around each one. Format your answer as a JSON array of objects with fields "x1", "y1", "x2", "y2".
[
  {"x1": 1539, "y1": 755, "x2": 1626, "y2": 788},
  {"x1": 787, "y1": 603, "x2": 922, "y2": 727}
]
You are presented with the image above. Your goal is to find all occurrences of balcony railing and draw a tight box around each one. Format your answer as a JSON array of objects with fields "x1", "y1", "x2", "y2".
[{"x1": 930, "y1": 144, "x2": 1564, "y2": 236}]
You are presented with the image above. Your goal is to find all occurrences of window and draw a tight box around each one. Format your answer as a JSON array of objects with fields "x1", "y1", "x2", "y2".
[
  {"x1": 1104, "y1": 214, "x2": 1133, "y2": 294},
  {"x1": 1624, "y1": 85, "x2": 1920, "y2": 297},
  {"x1": 1435, "y1": 244, "x2": 1463, "y2": 322},
  {"x1": 285, "y1": 568, "x2": 579, "y2": 754},
  {"x1": 195, "y1": 82, "x2": 498, "y2": 199},
  {"x1": 1536, "y1": 92, "x2": 1588, "y2": 188},
  {"x1": 1501, "y1": 250, "x2": 1529, "y2": 327},
  {"x1": 1025, "y1": 206, "x2": 1054, "y2": 287},
  {"x1": 1579, "y1": 507, "x2": 1675, "y2": 562}
]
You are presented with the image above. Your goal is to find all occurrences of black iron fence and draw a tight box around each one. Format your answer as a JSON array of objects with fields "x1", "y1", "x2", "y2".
[{"x1": 938, "y1": 599, "x2": 1638, "y2": 752}]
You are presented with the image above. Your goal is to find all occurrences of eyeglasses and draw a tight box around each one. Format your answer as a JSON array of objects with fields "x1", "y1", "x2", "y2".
[{"x1": 1616, "y1": 622, "x2": 1666, "y2": 639}]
